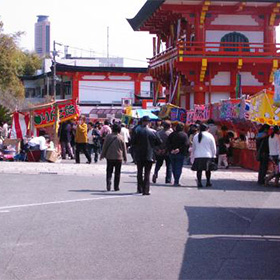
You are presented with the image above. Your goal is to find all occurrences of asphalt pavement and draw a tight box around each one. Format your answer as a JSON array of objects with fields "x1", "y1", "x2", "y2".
[{"x1": 1, "y1": 159, "x2": 280, "y2": 279}]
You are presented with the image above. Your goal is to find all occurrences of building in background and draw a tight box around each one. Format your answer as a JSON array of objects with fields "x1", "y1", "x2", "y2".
[
  {"x1": 20, "y1": 63, "x2": 164, "y2": 119},
  {"x1": 128, "y1": 0, "x2": 280, "y2": 109},
  {"x1": 35, "y1": 15, "x2": 50, "y2": 57}
]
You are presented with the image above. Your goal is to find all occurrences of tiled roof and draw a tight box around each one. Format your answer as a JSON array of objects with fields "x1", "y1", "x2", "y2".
[
  {"x1": 127, "y1": 0, "x2": 279, "y2": 31},
  {"x1": 127, "y1": 0, "x2": 164, "y2": 31},
  {"x1": 55, "y1": 63, "x2": 148, "y2": 73}
]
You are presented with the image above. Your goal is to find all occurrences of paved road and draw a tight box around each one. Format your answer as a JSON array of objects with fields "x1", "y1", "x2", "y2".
[{"x1": 1, "y1": 160, "x2": 280, "y2": 279}]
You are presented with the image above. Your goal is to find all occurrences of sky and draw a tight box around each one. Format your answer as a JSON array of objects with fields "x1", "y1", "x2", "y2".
[
  {"x1": 1, "y1": 0, "x2": 280, "y2": 68},
  {"x1": 0, "y1": 0, "x2": 153, "y2": 67}
]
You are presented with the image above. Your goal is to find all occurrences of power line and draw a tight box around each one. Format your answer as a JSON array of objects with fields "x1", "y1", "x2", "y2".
[{"x1": 55, "y1": 42, "x2": 148, "y2": 63}]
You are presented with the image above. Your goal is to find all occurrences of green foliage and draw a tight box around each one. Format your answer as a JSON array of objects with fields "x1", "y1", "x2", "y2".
[
  {"x1": 0, "y1": 20, "x2": 42, "y2": 110},
  {"x1": 21, "y1": 52, "x2": 42, "y2": 76},
  {"x1": 0, "y1": 104, "x2": 11, "y2": 124}
]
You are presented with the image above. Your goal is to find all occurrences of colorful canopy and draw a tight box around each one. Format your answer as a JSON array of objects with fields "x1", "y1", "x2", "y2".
[
  {"x1": 132, "y1": 109, "x2": 158, "y2": 120},
  {"x1": 250, "y1": 90, "x2": 280, "y2": 126}
]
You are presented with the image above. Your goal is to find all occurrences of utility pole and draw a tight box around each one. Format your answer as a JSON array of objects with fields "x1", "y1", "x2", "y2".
[
  {"x1": 52, "y1": 40, "x2": 57, "y2": 99},
  {"x1": 52, "y1": 41, "x2": 63, "y2": 99},
  {"x1": 107, "y1": 26, "x2": 110, "y2": 66}
]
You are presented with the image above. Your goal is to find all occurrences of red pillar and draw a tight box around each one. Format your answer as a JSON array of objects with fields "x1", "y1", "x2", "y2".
[
  {"x1": 185, "y1": 92, "x2": 190, "y2": 109},
  {"x1": 194, "y1": 91, "x2": 205, "y2": 104},
  {"x1": 72, "y1": 74, "x2": 79, "y2": 101},
  {"x1": 134, "y1": 79, "x2": 141, "y2": 103},
  {"x1": 230, "y1": 70, "x2": 237, "y2": 99}
]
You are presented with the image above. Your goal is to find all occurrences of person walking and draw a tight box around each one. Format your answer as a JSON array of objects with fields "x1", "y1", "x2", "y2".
[
  {"x1": 192, "y1": 124, "x2": 217, "y2": 188},
  {"x1": 167, "y1": 123, "x2": 189, "y2": 186},
  {"x1": 120, "y1": 123, "x2": 130, "y2": 149},
  {"x1": 87, "y1": 122, "x2": 96, "y2": 162},
  {"x1": 59, "y1": 120, "x2": 75, "y2": 160},
  {"x1": 100, "y1": 120, "x2": 112, "y2": 148},
  {"x1": 256, "y1": 124, "x2": 270, "y2": 185},
  {"x1": 75, "y1": 116, "x2": 91, "y2": 164},
  {"x1": 92, "y1": 124, "x2": 101, "y2": 163},
  {"x1": 100, "y1": 123, "x2": 127, "y2": 191},
  {"x1": 217, "y1": 136, "x2": 230, "y2": 169},
  {"x1": 131, "y1": 116, "x2": 162, "y2": 195},
  {"x1": 152, "y1": 121, "x2": 173, "y2": 184},
  {"x1": 267, "y1": 126, "x2": 280, "y2": 185}
]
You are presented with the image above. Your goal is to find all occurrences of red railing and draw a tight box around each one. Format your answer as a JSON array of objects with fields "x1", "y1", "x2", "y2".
[{"x1": 149, "y1": 41, "x2": 280, "y2": 67}]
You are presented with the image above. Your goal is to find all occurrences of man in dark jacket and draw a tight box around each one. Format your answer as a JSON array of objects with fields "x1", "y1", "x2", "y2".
[
  {"x1": 256, "y1": 124, "x2": 270, "y2": 185},
  {"x1": 152, "y1": 121, "x2": 173, "y2": 184},
  {"x1": 131, "y1": 116, "x2": 162, "y2": 195},
  {"x1": 59, "y1": 120, "x2": 75, "y2": 160}
]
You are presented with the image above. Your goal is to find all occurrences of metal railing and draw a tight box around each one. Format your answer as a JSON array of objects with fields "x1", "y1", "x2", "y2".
[{"x1": 149, "y1": 41, "x2": 280, "y2": 67}]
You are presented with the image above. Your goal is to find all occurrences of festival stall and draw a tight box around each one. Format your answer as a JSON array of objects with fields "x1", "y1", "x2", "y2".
[
  {"x1": 8, "y1": 98, "x2": 79, "y2": 162},
  {"x1": 122, "y1": 108, "x2": 158, "y2": 125},
  {"x1": 157, "y1": 98, "x2": 258, "y2": 170}
]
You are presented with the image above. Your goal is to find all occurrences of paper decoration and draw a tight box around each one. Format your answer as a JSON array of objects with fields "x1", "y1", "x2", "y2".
[
  {"x1": 170, "y1": 108, "x2": 186, "y2": 123},
  {"x1": 158, "y1": 103, "x2": 178, "y2": 119},
  {"x1": 220, "y1": 100, "x2": 240, "y2": 120},
  {"x1": 194, "y1": 105, "x2": 205, "y2": 121},
  {"x1": 250, "y1": 90, "x2": 280, "y2": 125},
  {"x1": 186, "y1": 110, "x2": 195, "y2": 124},
  {"x1": 274, "y1": 70, "x2": 280, "y2": 106}
]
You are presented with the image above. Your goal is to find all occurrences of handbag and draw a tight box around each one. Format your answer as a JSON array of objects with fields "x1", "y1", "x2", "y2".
[{"x1": 207, "y1": 159, "x2": 218, "y2": 171}]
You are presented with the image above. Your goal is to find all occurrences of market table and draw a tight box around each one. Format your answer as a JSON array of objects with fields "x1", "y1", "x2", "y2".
[{"x1": 232, "y1": 147, "x2": 259, "y2": 171}]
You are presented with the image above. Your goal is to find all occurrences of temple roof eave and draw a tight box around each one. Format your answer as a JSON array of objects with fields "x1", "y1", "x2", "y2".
[
  {"x1": 127, "y1": 0, "x2": 165, "y2": 31},
  {"x1": 127, "y1": 0, "x2": 280, "y2": 31},
  {"x1": 55, "y1": 63, "x2": 148, "y2": 74}
]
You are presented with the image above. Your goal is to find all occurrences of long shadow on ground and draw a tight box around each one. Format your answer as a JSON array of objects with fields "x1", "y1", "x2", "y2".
[{"x1": 180, "y1": 206, "x2": 280, "y2": 279}]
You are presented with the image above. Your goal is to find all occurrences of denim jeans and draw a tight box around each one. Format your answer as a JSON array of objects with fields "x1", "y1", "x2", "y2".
[
  {"x1": 87, "y1": 143, "x2": 99, "y2": 163},
  {"x1": 170, "y1": 153, "x2": 185, "y2": 184}
]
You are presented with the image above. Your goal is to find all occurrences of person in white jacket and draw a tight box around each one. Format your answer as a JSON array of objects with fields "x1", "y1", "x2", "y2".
[{"x1": 192, "y1": 124, "x2": 217, "y2": 188}]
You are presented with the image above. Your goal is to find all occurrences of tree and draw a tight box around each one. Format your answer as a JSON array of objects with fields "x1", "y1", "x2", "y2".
[
  {"x1": 21, "y1": 51, "x2": 42, "y2": 76},
  {"x1": 0, "y1": 104, "x2": 12, "y2": 125},
  {"x1": 0, "y1": 21, "x2": 42, "y2": 111}
]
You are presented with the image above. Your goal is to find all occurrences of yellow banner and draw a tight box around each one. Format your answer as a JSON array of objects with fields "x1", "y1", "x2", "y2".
[
  {"x1": 250, "y1": 90, "x2": 280, "y2": 126},
  {"x1": 158, "y1": 103, "x2": 179, "y2": 119}
]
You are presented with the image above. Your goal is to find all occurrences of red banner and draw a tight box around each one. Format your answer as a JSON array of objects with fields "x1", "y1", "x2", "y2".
[{"x1": 33, "y1": 99, "x2": 79, "y2": 128}]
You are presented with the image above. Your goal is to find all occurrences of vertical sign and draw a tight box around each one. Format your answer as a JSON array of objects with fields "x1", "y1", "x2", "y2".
[{"x1": 274, "y1": 70, "x2": 280, "y2": 105}]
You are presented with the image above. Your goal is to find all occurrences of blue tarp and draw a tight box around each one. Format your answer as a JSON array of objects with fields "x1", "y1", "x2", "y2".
[{"x1": 132, "y1": 109, "x2": 158, "y2": 120}]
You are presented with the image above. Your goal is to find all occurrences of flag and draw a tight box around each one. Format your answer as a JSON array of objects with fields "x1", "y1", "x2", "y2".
[{"x1": 235, "y1": 72, "x2": 242, "y2": 98}]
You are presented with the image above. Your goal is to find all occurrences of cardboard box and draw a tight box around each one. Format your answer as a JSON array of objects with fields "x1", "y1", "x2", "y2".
[{"x1": 46, "y1": 150, "x2": 59, "y2": 163}]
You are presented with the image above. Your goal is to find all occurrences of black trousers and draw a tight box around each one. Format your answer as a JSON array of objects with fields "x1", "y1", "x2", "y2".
[
  {"x1": 75, "y1": 143, "x2": 91, "y2": 163},
  {"x1": 137, "y1": 161, "x2": 153, "y2": 194},
  {"x1": 106, "y1": 159, "x2": 122, "y2": 191},
  {"x1": 258, "y1": 157, "x2": 269, "y2": 184},
  {"x1": 154, "y1": 155, "x2": 172, "y2": 183}
]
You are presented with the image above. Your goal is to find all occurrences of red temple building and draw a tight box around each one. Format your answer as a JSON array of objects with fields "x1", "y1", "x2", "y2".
[{"x1": 128, "y1": 0, "x2": 280, "y2": 109}]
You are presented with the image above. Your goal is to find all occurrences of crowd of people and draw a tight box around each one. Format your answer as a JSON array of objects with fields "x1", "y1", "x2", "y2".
[
  {"x1": 61, "y1": 116, "x2": 241, "y2": 194},
  {"x1": 3, "y1": 115, "x2": 274, "y2": 193}
]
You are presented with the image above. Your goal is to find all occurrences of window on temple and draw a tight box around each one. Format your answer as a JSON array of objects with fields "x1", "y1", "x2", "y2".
[{"x1": 221, "y1": 32, "x2": 250, "y2": 52}]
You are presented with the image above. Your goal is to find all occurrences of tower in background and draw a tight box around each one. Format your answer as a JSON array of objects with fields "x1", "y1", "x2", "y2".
[{"x1": 35, "y1": 15, "x2": 50, "y2": 57}]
